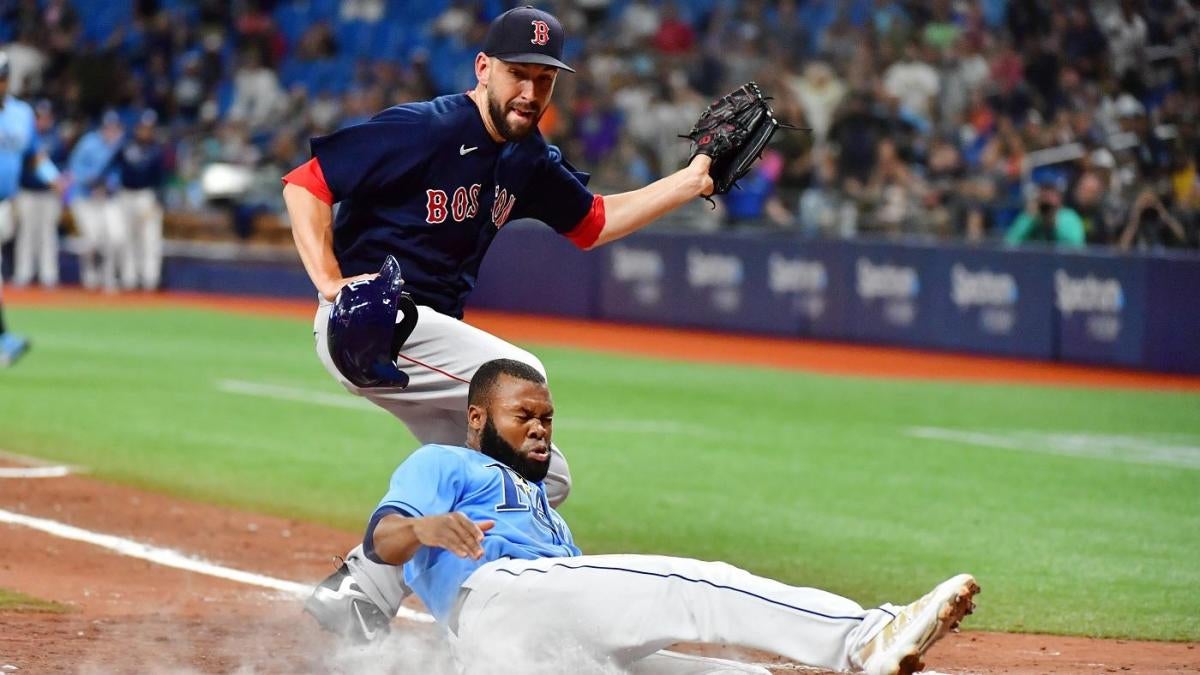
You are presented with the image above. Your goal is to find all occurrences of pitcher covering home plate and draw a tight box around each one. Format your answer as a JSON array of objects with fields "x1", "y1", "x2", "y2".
[{"x1": 279, "y1": 4, "x2": 792, "y2": 642}]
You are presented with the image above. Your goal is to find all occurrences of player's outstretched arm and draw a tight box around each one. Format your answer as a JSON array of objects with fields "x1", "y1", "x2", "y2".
[
  {"x1": 371, "y1": 512, "x2": 495, "y2": 565},
  {"x1": 283, "y1": 183, "x2": 375, "y2": 300},
  {"x1": 586, "y1": 155, "x2": 714, "y2": 249}
]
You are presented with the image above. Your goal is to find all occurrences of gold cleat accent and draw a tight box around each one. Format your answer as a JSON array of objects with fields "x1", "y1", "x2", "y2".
[{"x1": 858, "y1": 573, "x2": 980, "y2": 675}]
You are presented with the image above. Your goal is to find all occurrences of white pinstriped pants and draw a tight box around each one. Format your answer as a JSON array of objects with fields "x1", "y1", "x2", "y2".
[
  {"x1": 13, "y1": 190, "x2": 62, "y2": 287},
  {"x1": 451, "y1": 555, "x2": 896, "y2": 674}
]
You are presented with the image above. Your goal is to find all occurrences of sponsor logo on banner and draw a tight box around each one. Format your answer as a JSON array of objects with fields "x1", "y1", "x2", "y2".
[
  {"x1": 856, "y1": 257, "x2": 918, "y2": 327},
  {"x1": 687, "y1": 248, "x2": 743, "y2": 312},
  {"x1": 611, "y1": 245, "x2": 664, "y2": 306},
  {"x1": 768, "y1": 253, "x2": 828, "y2": 319},
  {"x1": 951, "y1": 264, "x2": 1018, "y2": 335},
  {"x1": 1055, "y1": 271, "x2": 1124, "y2": 342}
]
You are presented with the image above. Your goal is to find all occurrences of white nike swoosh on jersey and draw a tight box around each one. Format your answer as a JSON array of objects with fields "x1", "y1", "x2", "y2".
[{"x1": 460, "y1": 145, "x2": 478, "y2": 156}]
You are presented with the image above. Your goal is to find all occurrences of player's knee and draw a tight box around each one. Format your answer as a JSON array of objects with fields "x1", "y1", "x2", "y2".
[
  {"x1": 544, "y1": 447, "x2": 571, "y2": 507},
  {"x1": 508, "y1": 349, "x2": 547, "y2": 379},
  {"x1": 544, "y1": 471, "x2": 571, "y2": 507}
]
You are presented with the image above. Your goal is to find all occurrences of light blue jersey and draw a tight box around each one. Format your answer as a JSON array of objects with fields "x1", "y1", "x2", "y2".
[
  {"x1": 371, "y1": 444, "x2": 579, "y2": 622},
  {"x1": 67, "y1": 129, "x2": 122, "y2": 198},
  {"x1": 0, "y1": 95, "x2": 36, "y2": 200}
]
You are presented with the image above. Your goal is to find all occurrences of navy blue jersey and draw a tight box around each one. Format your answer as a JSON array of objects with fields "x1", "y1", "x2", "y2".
[
  {"x1": 112, "y1": 140, "x2": 166, "y2": 190},
  {"x1": 311, "y1": 94, "x2": 594, "y2": 318}
]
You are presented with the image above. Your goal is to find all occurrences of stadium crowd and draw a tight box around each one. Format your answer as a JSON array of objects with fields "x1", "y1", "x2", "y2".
[{"x1": 0, "y1": 0, "x2": 1197, "y2": 286}]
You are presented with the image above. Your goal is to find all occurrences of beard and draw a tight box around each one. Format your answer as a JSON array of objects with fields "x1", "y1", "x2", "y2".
[
  {"x1": 486, "y1": 89, "x2": 542, "y2": 142},
  {"x1": 480, "y1": 415, "x2": 550, "y2": 483}
]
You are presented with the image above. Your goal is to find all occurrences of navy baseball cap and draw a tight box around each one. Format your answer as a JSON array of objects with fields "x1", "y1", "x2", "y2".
[{"x1": 483, "y1": 6, "x2": 575, "y2": 73}]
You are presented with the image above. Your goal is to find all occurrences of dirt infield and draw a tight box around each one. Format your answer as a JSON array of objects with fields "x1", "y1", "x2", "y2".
[
  {"x1": 3, "y1": 287, "x2": 1199, "y2": 673},
  {"x1": 2, "y1": 460, "x2": 1197, "y2": 674}
]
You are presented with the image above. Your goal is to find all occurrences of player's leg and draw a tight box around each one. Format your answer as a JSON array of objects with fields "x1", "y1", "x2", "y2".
[
  {"x1": 630, "y1": 650, "x2": 771, "y2": 675},
  {"x1": 0, "y1": 205, "x2": 30, "y2": 367},
  {"x1": 108, "y1": 193, "x2": 135, "y2": 290},
  {"x1": 139, "y1": 189, "x2": 163, "y2": 290},
  {"x1": 121, "y1": 189, "x2": 148, "y2": 289},
  {"x1": 12, "y1": 192, "x2": 36, "y2": 286},
  {"x1": 93, "y1": 196, "x2": 121, "y2": 291},
  {"x1": 40, "y1": 191, "x2": 62, "y2": 288},
  {"x1": 453, "y1": 555, "x2": 977, "y2": 675},
  {"x1": 70, "y1": 199, "x2": 99, "y2": 290},
  {"x1": 313, "y1": 301, "x2": 572, "y2": 504}
]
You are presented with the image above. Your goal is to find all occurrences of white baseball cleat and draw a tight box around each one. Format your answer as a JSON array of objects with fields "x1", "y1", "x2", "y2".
[{"x1": 856, "y1": 573, "x2": 979, "y2": 675}]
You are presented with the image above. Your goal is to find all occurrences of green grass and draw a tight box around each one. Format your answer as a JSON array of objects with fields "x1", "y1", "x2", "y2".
[
  {"x1": 2, "y1": 304, "x2": 1198, "y2": 640},
  {"x1": 0, "y1": 587, "x2": 69, "y2": 613}
]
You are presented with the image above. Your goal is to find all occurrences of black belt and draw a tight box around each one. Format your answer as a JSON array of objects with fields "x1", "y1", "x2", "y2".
[{"x1": 446, "y1": 587, "x2": 472, "y2": 636}]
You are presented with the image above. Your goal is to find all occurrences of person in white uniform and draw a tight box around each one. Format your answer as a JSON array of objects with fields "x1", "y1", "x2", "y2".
[
  {"x1": 111, "y1": 110, "x2": 165, "y2": 290},
  {"x1": 338, "y1": 358, "x2": 980, "y2": 675}
]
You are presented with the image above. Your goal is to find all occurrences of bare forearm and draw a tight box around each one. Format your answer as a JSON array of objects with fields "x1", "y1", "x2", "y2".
[
  {"x1": 283, "y1": 183, "x2": 342, "y2": 299},
  {"x1": 592, "y1": 156, "x2": 713, "y2": 248},
  {"x1": 370, "y1": 514, "x2": 423, "y2": 565},
  {"x1": 371, "y1": 512, "x2": 494, "y2": 565}
]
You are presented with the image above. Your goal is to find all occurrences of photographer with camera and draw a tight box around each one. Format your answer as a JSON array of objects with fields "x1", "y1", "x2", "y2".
[{"x1": 1004, "y1": 173, "x2": 1086, "y2": 247}]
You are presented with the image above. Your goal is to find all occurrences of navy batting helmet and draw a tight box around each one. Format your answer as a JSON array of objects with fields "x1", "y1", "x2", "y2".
[{"x1": 327, "y1": 256, "x2": 419, "y2": 389}]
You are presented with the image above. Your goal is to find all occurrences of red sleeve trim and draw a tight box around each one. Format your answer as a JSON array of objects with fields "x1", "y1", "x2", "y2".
[
  {"x1": 282, "y1": 157, "x2": 334, "y2": 205},
  {"x1": 564, "y1": 194, "x2": 606, "y2": 250}
]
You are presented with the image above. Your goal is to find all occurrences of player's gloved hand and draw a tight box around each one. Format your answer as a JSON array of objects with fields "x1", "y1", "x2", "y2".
[
  {"x1": 320, "y1": 273, "x2": 379, "y2": 302},
  {"x1": 412, "y1": 513, "x2": 495, "y2": 560},
  {"x1": 680, "y1": 82, "x2": 803, "y2": 199}
]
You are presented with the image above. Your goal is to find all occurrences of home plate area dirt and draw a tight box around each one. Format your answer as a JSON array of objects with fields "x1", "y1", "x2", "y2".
[{"x1": 0, "y1": 461, "x2": 1196, "y2": 674}]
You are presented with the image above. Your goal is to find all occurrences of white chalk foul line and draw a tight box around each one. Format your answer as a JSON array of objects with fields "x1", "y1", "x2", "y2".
[
  {"x1": 0, "y1": 466, "x2": 72, "y2": 478},
  {"x1": 0, "y1": 507, "x2": 433, "y2": 624}
]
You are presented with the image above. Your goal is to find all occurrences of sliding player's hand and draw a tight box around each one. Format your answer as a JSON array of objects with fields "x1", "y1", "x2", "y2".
[{"x1": 413, "y1": 513, "x2": 495, "y2": 559}]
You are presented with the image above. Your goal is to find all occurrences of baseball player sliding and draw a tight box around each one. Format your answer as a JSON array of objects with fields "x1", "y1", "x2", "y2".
[
  {"x1": 342, "y1": 357, "x2": 979, "y2": 675},
  {"x1": 282, "y1": 6, "x2": 780, "y2": 639}
]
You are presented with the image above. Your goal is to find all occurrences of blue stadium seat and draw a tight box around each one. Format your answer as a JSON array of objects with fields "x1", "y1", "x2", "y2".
[
  {"x1": 277, "y1": 57, "x2": 309, "y2": 90},
  {"x1": 273, "y1": 4, "x2": 312, "y2": 45}
]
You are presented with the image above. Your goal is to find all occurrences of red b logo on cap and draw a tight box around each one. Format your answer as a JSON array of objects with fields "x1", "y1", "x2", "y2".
[{"x1": 531, "y1": 20, "x2": 550, "y2": 46}]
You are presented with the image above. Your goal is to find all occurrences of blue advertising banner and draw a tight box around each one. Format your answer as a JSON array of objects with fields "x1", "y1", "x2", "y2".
[
  {"x1": 1144, "y1": 256, "x2": 1200, "y2": 374},
  {"x1": 1052, "y1": 252, "x2": 1148, "y2": 367},
  {"x1": 669, "y1": 233, "x2": 804, "y2": 335},
  {"x1": 772, "y1": 239, "x2": 850, "y2": 339},
  {"x1": 598, "y1": 232, "x2": 685, "y2": 325},
  {"x1": 468, "y1": 220, "x2": 596, "y2": 318},
  {"x1": 844, "y1": 243, "x2": 944, "y2": 346},
  {"x1": 931, "y1": 246, "x2": 1056, "y2": 358},
  {"x1": 163, "y1": 257, "x2": 317, "y2": 299}
]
